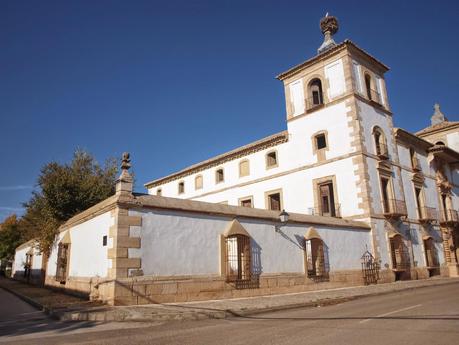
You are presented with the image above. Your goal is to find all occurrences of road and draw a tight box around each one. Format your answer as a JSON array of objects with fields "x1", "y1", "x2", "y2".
[{"x1": 1, "y1": 282, "x2": 458, "y2": 345}]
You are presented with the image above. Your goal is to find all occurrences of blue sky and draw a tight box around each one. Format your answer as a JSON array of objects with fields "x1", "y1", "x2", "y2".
[{"x1": 1, "y1": 0, "x2": 458, "y2": 221}]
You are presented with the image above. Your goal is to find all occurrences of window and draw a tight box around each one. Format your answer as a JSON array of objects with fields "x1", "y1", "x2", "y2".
[
  {"x1": 414, "y1": 187, "x2": 423, "y2": 219},
  {"x1": 315, "y1": 133, "x2": 327, "y2": 150},
  {"x1": 239, "y1": 197, "x2": 253, "y2": 208},
  {"x1": 266, "y1": 191, "x2": 282, "y2": 211},
  {"x1": 380, "y1": 177, "x2": 391, "y2": 213},
  {"x1": 215, "y1": 168, "x2": 224, "y2": 183},
  {"x1": 389, "y1": 235, "x2": 410, "y2": 273},
  {"x1": 435, "y1": 141, "x2": 445, "y2": 146},
  {"x1": 365, "y1": 73, "x2": 372, "y2": 100},
  {"x1": 307, "y1": 78, "x2": 324, "y2": 110},
  {"x1": 156, "y1": 188, "x2": 162, "y2": 196},
  {"x1": 55, "y1": 243, "x2": 70, "y2": 284},
  {"x1": 318, "y1": 182, "x2": 338, "y2": 217},
  {"x1": 102, "y1": 235, "x2": 107, "y2": 246},
  {"x1": 410, "y1": 148, "x2": 420, "y2": 171},
  {"x1": 195, "y1": 175, "x2": 203, "y2": 190},
  {"x1": 178, "y1": 181, "x2": 185, "y2": 194},
  {"x1": 239, "y1": 160, "x2": 250, "y2": 177},
  {"x1": 424, "y1": 238, "x2": 439, "y2": 268},
  {"x1": 225, "y1": 234, "x2": 252, "y2": 283},
  {"x1": 305, "y1": 238, "x2": 326, "y2": 278},
  {"x1": 373, "y1": 127, "x2": 388, "y2": 158},
  {"x1": 266, "y1": 151, "x2": 278, "y2": 169}
]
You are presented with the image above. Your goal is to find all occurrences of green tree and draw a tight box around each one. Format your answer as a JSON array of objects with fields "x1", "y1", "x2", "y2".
[
  {"x1": 23, "y1": 150, "x2": 118, "y2": 254},
  {"x1": 0, "y1": 215, "x2": 23, "y2": 261}
]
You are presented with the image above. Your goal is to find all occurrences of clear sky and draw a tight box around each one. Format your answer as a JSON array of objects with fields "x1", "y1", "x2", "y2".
[{"x1": 1, "y1": 0, "x2": 458, "y2": 221}]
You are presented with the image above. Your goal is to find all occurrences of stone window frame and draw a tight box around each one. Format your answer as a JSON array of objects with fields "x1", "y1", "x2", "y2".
[
  {"x1": 311, "y1": 130, "x2": 329, "y2": 162},
  {"x1": 377, "y1": 169, "x2": 396, "y2": 214},
  {"x1": 412, "y1": 182, "x2": 426, "y2": 220},
  {"x1": 264, "y1": 188, "x2": 283, "y2": 211},
  {"x1": 238, "y1": 195, "x2": 254, "y2": 208},
  {"x1": 215, "y1": 167, "x2": 225, "y2": 184},
  {"x1": 156, "y1": 188, "x2": 162, "y2": 196},
  {"x1": 178, "y1": 181, "x2": 185, "y2": 195},
  {"x1": 306, "y1": 77, "x2": 325, "y2": 112},
  {"x1": 265, "y1": 150, "x2": 279, "y2": 170},
  {"x1": 372, "y1": 126, "x2": 388, "y2": 158},
  {"x1": 195, "y1": 174, "x2": 203, "y2": 190},
  {"x1": 312, "y1": 175, "x2": 340, "y2": 217},
  {"x1": 55, "y1": 240, "x2": 71, "y2": 284},
  {"x1": 239, "y1": 159, "x2": 250, "y2": 178}
]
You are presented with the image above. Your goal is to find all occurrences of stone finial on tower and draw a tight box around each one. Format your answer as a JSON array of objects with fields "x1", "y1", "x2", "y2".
[
  {"x1": 318, "y1": 13, "x2": 339, "y2": 54},
  {"x1": 431, "y1": 103, "x2": 448, "y2": 126},
  {"x1": 116, "y1": 152, "x2": 133, "y2": 195}
]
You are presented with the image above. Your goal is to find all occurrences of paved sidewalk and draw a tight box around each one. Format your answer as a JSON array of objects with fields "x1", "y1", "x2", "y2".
[{"x1": 1, "y1": 276, "x2": 458, "y2": 322}]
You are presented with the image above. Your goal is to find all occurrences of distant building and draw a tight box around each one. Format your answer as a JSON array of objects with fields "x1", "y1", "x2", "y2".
[{"x1": 13, "y1": 16, "x2": 459, "y2": 305}]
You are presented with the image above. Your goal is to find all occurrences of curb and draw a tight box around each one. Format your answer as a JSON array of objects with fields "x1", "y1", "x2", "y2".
[{"x1": 1, "y1": 278, "x2": 458, "y2": 322}]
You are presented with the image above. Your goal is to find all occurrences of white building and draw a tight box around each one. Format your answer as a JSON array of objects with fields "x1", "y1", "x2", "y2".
[
  {"x1": 145, "y1": 16, "x2": 459, "y2": 280},
  {"x1": 13, "y1": 16, "x2": 459, "y2": 305}
]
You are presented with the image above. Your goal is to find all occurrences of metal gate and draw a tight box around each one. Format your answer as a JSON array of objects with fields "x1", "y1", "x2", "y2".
[{"x1": 361, "y1": 250, "x2": 380, "y2": 285}]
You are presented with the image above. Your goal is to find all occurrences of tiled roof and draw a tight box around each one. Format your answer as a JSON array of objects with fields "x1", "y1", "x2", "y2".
[
  {"x1": 144, "y1": 131, "x2": 289, "y2": 188},
  {"x1": 416, "y1": 121, "x2": 459, "y2": 137},
  {"x1": 276, "y1": 40, "x2": 389, "y2": 81}
]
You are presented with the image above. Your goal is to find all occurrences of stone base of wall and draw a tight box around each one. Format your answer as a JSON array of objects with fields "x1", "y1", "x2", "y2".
[
  {"x1": 446, "y1": 263, "x2": 459, "y2": 277},
  {"x1": 44, "y1": 276, "x2": 102, "y2": 299},
  {"x1": 13, "y1": 270, "x2": 45, "y2": 286},
  {"x1": 96, "y1": 269, "x2": 382, "y2": 306}
]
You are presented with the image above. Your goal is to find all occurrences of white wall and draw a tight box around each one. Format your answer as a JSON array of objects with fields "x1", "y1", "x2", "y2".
[
  {"x1": 46, "y1": 211, "x2": 113, "y2": 278},
  {"x1": 130, "y1": 208, "x2": 372, "y2": 277},
  {"x1": 12, "y1": 246, "x2": 29, "y2": 275}
]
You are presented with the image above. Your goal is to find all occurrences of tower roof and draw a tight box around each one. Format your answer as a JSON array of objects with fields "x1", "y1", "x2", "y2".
[{"x1": 276, "y1": 40, "x2": 389, "y2": 81}]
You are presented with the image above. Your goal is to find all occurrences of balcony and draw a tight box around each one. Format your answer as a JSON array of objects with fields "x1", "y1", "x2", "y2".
[
  {"x1": 308, "y1": 204, "x2": 341, "y2": 218},
  {"x1": 375, "y1": 142, "x2": 389, "y2": 160},
  {"x1": 382, "y1": 198, "x2": 407, "y2": 219},
  {"x1": 305, "y1": 96, "x2": 324, "y2": 113},
  {"x1": 440, "y1": 209, "x2": 459, "y2": 226},
  {"x1": 418, "y1": 206, "x2": 438, "y2": 224},
  {"x1": 367, "y1": 89, "x2": 382, "y2": 106}
]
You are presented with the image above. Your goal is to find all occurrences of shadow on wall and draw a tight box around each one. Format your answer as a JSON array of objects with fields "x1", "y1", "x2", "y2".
[
  {"x1": 251, "y1": 239, "x2": 262, "y2": 276},
  {"x1": 13, "y1": 269, "x2": 45, "y2": 285}
]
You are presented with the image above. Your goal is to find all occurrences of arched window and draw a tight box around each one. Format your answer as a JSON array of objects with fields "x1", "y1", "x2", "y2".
[
  {"x1": 308, "y1": 78, "x2": 324, "y2": 109},
  {"x1": 195, "y1": 175, "x2": 203, "y2": 190},
  {"x1": 423, "y1": 237, "x2": 439, "y2": 268},
  {"x1": 215, "y1": 168, "x2": 224, "y2": 183},
  {"x1": 409, "y1": 148, "x2": 420, "y2": 171},
  {"x1": 239, "y1": 160, "x2": 250, "y2": 177},
  {"x1": 365, "y1": 73, "x2": 373, "y2": 100},
  {"x1": 226, "y1": 234, "x2": 252, "y2": 283},
  {"x1": 178, "y1": 181, "x2": 185, "y2": 194},
  {"x1": 304, "y1": 228, "x2": 328, "y2": 279},
  {"x1": 373, "y1": 127, "x2": 388, "y2": 159},
  {"x1": 389, "y1": 234, "x2": 410, "y2": 274},
  {"x1": 435, "y1": 141, "x2": 445, "y2": 146}
]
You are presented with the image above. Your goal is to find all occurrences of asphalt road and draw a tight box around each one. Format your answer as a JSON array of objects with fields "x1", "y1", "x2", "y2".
[{"x1": 1, "y1": 282, "x2": 458, "y2": 345}]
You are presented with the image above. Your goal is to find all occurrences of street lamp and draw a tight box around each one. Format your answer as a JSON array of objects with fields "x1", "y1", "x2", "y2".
[
  {"x1": 279, "y1": 209, "x2": 289, "y2": 223},
  {"x1": 276, "y1": 210, "x2": 289, "y2": 233}
]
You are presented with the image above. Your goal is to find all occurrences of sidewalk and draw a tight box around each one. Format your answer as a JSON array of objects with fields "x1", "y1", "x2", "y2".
[{"x1": 1, "y1": 276, "x2": 458, "y2": 322}]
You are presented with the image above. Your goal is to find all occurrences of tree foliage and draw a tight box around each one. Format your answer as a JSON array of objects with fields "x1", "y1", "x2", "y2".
[
  {"x1": 0, "y1": 215, "x2": 24, "y2": 261},
  {"x1": 21, "y1": 150, "x2": 118, "y2": 254}
]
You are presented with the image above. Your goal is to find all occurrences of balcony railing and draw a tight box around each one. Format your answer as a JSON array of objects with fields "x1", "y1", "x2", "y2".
[
  {"x1": 440, "y1": 209, "x2": 459, "y2": 225},
  {"x1": 418, "y1": 206, "x2": 438, "y2": 223},
  {"x1": 382, "y1": 198, "x2": 407, "y2": 218},
  {"x1": 375, "y1": 142, "x2": 389, "y2": 160},
  {"x1": 308, "y1": 204, "x2": 341, "y2": 218},
  {"x1": 367, "y1": 89, "x2": 382, "y2": 105},
  {"x1": 305, "y1": 96, "x2": 324, "y2": 112}
]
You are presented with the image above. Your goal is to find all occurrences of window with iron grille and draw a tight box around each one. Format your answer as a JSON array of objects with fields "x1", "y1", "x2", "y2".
[
  {"x1": 55, "y1": 243, "x2": 69, "y2": 283},
  {"x1": 305, "y1": 238, "x2": 326, "y2": 278},
  {"x1": 390, "y1": 235, "x2": 410, "y2": 270},
  {"x1": 225, "y1": 234, "x2": 252, "y2": 286},
  {"x1": 424, "y1": 238, "x2": 439, "y2": 267}
]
